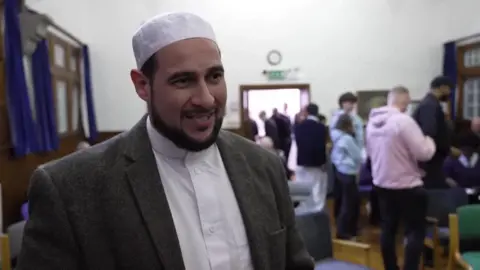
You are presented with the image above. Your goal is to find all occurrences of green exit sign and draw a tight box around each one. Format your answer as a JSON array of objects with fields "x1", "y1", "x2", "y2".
[{"x1": 264, "y1": 70, "x2": 287, "y2": 80}]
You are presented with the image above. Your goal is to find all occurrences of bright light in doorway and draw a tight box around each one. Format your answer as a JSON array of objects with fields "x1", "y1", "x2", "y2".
[{"x1": 248, "y1": 88, "x2": 301, "y2": 136}]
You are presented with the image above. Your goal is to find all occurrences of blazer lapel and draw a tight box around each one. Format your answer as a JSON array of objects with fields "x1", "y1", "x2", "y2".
[
  {"x1": 123, "y1": 116, "x2": 185, "y2": 270},
  {"x1": 216, "y1": 131, "x2": 269, "y2": 270}
]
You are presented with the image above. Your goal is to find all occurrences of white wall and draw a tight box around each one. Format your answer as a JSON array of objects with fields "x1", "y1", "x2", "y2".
[{"x1": 26, "y1": 0, "x2": 480, "y2": 130}]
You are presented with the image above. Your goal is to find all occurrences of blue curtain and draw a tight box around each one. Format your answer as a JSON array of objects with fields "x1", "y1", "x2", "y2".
[
  {"x1": 443, "y1": 42, "x2": 457, "y2": 119},
  {"x1": 32, "y1": 39, "x2": 59, "y2": 152},
  {"x1": 82, "y1": 46, "x2": 98, "y2": 143},
  {"x1": 4, "y1": 0, "x2": 38, "y2": 156}
]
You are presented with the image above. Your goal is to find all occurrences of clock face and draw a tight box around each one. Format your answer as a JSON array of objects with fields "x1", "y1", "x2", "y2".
[{"x1": 267, "y1": 50, "x2": 282, "y2": 66}]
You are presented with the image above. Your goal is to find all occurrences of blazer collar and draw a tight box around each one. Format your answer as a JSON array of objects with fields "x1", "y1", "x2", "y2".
[
  {"x1": 123, "y1": 115, "x2": 185, "y2": 270},
  {"x1": 216, "y1": 132, "x2": 270, "y2": 270},
  {"x1": 123, "y1": 116, "x2": 268, "y2": 270}
]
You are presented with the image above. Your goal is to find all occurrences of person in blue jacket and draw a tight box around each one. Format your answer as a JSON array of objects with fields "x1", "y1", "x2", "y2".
[{"x1": 330, "y1": 92, "x2": 364, "y2": 218}]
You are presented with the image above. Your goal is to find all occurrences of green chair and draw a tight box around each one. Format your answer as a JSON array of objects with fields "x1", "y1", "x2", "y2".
[{"x1": 448, "y1": 205, "x2": 480, "y2": 270}]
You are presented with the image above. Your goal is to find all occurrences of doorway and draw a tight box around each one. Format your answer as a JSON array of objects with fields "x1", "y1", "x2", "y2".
[{"x1": 239, "y1": 84, "x2": 311, "y2": 136}]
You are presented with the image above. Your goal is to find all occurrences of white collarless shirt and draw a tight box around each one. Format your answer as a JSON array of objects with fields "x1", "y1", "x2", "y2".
[{"x1": 146, "y1": 119, "x2": 253, "y2": 270}]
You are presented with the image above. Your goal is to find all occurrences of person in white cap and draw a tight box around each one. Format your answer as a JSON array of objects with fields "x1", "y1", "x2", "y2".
[{"x1": 17, "y1": 12, "x2": 314, "y2": 270}]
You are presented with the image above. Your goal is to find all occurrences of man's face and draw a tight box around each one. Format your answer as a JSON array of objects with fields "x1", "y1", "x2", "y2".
[
  {"x1": 131, "y1": 38, "x2": 226, "y2": 151},
  {"x1": 342, "y1": 101, "x2": 356, "y2": 113},
  {"x1": 397, "y1": 92, "x2": 411, "y2": 112},
  {"x1": 472, "y1": 117, "x2": 480, "y2": 133},
  {"x1": 439, "y1": 85, "x2": 451, "y2": 102}
]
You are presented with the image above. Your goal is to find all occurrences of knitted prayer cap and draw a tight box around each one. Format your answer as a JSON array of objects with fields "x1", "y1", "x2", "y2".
[{"x1": 132, "y1": 12, "x2": 216, "y2": 69}]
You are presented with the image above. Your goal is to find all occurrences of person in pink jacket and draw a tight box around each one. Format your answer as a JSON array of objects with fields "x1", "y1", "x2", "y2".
[{"x1": 366, "y1": 86, "x2": 436, "y2": 270}]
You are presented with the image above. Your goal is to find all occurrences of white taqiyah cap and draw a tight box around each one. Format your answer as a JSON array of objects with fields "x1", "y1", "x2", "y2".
[{"x1": 132, "y1": 12, "x2": 217, "y2": 69}]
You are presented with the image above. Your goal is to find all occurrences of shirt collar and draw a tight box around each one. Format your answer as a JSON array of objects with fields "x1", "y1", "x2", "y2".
[
  {"x1": 146, "y1": 116, "x2": 215, "y2": 161},
  {"x1": 459, "y1": 152, "x2": 479, "y2": 168},
  {"x1": 146, "y1": 117, "x2": 188, "y2": 159},
  {"x1": 306, "y1": 115, "x2": 319, "y2": 122}
]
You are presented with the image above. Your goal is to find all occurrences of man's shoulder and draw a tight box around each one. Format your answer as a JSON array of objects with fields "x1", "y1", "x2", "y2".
[
  {"x1": 391, "y1": 113, "x2": 416, "y2": 130},
  {"x1": 352, "y1": 114, "x2": 364, "y2": 124},
  {"x1": 40, "y1": 132, "x2": 127, "y2": 184},
  {"x1": 219, "y1": 130, "x2": 281, "y2": 163}
]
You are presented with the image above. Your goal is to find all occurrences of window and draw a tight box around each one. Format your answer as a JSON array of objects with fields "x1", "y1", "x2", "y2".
[
  {"x1": 48, "y1": 33, "x2": 82, "y2": 135},
  {"x1": 457, "y1": 42, "x2": 480, "y2": 119},
  {"x1": 463, "y1": 78, "x2": 480, "y2": 119}
]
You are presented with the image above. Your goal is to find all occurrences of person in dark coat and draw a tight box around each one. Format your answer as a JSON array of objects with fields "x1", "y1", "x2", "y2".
[
  {"x1": 294, "y1": 103, "x2": 328, "y2": 208},
  {"x1": 272, "y1": 108, "x2": 292, "y2": 158},
  {"x1": 444, "y1": 132, "x2": 480, "y2": 188},
  {"x1": 242, "y1": 110, "x2": 258, "y2": 141},
  {"x1": 359, "y1": 158, "x2": 380, "y2": 225},
  {"x1": 259, "y1": 110, "x2": 281, "y2": 150},
  {"x1": 412, "y1": 76, "x2": 453, "y2": 189}
]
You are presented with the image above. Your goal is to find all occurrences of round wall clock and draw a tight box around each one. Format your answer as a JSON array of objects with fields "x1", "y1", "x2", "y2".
[{"x1": 267, "y1": 50, "x2": 282, "y2": 66}]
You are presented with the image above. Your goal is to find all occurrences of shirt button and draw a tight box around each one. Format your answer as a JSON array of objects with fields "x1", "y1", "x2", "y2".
[{"x1": 194, "y1": 168, "x2": 201, "y2": 174}]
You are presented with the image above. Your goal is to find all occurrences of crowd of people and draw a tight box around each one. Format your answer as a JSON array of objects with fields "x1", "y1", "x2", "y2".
[{"x1": 249, "y1": 76, "x2": 480, "y2": 270}]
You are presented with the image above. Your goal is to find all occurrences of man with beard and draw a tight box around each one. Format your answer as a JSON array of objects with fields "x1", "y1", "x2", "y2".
[
  {"x1": 17, "y1": 12, "x2": 313, "y2": 270},
  {"x1": 412, "y1": 76, "x2": 453, "y2": 189}
]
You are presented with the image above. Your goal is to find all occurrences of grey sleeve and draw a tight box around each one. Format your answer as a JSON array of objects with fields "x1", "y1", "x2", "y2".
[
  {"x1": 271, "y1": 157, "x2": 315, "y2": 270},
  {"x1": 17, "y1": 168, "x2": 80, "y2": 270}
]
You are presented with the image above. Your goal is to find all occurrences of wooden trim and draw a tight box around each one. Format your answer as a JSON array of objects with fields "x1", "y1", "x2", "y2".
[
  {"x1": 0, "y1": 234, "x2": 12, "y2": 270},
  {"x1": 239, "y1": 83, "x2": 310, "y2": 91},
  {"x1": 49, "y1": 19, "x2": 84, "y2": 46},
  {"x1": 456, "y1": 41, "x2": 480, "y2": 118},
  {"x1": 48, "y1": 32, "x2": 83, "y2": 135}
]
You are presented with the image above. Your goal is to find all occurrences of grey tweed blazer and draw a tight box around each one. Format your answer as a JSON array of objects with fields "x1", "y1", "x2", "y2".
[{"x1": 17, "y1": 117, "x2": 314, "y2": 270}]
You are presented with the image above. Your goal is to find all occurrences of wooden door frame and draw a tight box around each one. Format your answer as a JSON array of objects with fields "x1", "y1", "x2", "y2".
[{"x1": 232, "y1": 83, "x2": 311, "y2": 136}]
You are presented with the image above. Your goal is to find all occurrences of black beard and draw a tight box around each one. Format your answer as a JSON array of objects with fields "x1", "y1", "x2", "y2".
[
  {"x1": 149, "y1": 98, "x2": 223, "y2": 152},
  {"x1": 439, "y1": 94, "x2": 450, "y2": 102}
]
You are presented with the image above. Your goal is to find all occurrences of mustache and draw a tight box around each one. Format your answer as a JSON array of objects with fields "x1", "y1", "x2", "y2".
[{"x1": 181, "y1": 107, "x2": 218, "y2": 117}]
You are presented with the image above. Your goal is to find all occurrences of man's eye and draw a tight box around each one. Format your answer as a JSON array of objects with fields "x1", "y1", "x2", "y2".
[
  {"x1": 172, "y1": 78, "x2": 190, "y2": 87},
  {"x1": 209, "y1": 72, "x2": 223, "y2": 82}
]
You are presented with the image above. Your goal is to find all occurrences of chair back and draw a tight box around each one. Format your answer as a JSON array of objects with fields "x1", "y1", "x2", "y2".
[
  {"x1": 457, "y1": 204, "x2": 480, "y2": 239},
  {"x1": 6, "y1": 220, "x2": 26, "y2": 259},
  {"x1": 426, "y1": 188, "x2": 468, "y2": 227},
  {"x1": 295, "y1": 209, "x2": 333, "y2": 261}
]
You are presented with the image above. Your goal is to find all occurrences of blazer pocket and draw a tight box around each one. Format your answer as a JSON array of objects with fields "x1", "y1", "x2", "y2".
[{"x1": 268, "y1": 227, "x2": 286, "y2": 270}]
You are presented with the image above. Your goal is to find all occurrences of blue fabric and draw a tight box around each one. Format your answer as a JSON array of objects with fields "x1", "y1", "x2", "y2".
[
  {"x1": 358, "y1": 159, "x2": 373, "y2": 186},
  {"x1": 331, "y1": 130, "x2": 363, "y2": 175},
  {"x1": 315, "y1": 259, "x2": 371, "y2": 270},
  {"x1": 443, "y1": 42, "x2": 457, "y2": 119},
  {"x1": 4, "y1": 0, "x2": 38, "y2": 156},
  {"x1": 32, "y1": 39, "x2": 59, "y2": 152},
  {"x1": 443, "y1": 155, "x2": 480, "y2": 188},
  {"x1": 82, "y1": 45, "x2": 98, "y2": 143},
  {"x1": 21, "y1": 202, "x2": 29, "y2": 220}
]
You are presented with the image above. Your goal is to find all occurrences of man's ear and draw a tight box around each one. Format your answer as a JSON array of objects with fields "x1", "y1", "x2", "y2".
[{"x1": 130, "y1": 69, "x2": 150, "y2": 101}]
